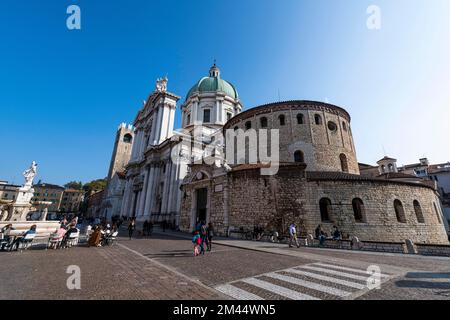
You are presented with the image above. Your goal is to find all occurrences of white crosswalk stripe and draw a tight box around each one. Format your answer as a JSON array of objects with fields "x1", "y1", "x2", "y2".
[
  {"x1": 215, "y1": 284, "x2": 264, "y2": 300},
  {"x1": 265, "y1": 272, "x2": 351, "y2": 297},
  {"x1": 285, "y1": 268, "x2": 366, "y2": 290},
  {"x1": 300, "y1": 265, "x2": 372, "y2": 281},
  {"x1": 215, "y1": 262, "x2": 394, "y2": 300},
  {"x1": 242, "y1": 278, "x2": 320, "y2": 300},
  {"x1": 313, "y1": 263, "x2": 390, "y2": 278}
]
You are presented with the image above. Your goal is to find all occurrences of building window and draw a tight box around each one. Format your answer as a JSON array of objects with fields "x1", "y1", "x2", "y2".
[
  {"x1": 433, "y1": 202, "x2": 442, "y2": 224},
  {"x1": 227, "y1": 112, "x2": 232, "y2": 121},
  {"x1": 203, "y1": 109, "x2": 211, "y2": 123},
  {"x1": 260, "y1": 117, "x2": 268, "y2": 128},
  {"x1": 352, "y1": 198, "x2": 365, "y2": 223},
  {"x1": 388, "y1": 163, "x2": 394, "y2": 172},
  {"x1": 297, "y1": 114, "x2": 304, "y2": 125},
  {"x1": 340, "y1": 154, "x2": 349, "y2": 173},
  {"x1": 279, "y1": 115, "x2": 286, "y2": 126},
  {"x1": 394, "y1": 199, "x2": 406, "y2": 223},
  {"x1": 245, "y1": 121, "x2": 252, "y2": 130},
  {"x1": 327, "y1": 121, "x2": 337, "y2": 132},
  {"x1": 234, "y1": 126, "x2": 239, "y2": 131},
  {"x1": 123, "y1": 134, "x2": 133, "y2": 143},
  {"x1": 413, "y1": 200, "x2": 425, "y2": 223},
  {"x1": 319, "y1": 198, "x2": 332, "y2": 222},
  {"x1": 294, "y1": 150, "x2": 304, "y2": 163},
  {"x1": 314, "y1": 114, "x2": 322, "y2": 125},
  {"x1": 342, "y1": 122, "x2": 347, "y2": 131},
  {"x1": 186, "y1": 114, "x2": 191, "y2": 125}
]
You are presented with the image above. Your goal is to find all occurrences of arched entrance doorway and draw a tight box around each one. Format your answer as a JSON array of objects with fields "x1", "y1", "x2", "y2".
[{"x1": 196, "y1": 188, "x2": 208, "y2": 223}]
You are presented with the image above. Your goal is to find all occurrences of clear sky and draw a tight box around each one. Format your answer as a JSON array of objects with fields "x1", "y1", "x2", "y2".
[{"x1": 0, "y1": 0, "x2": 449, "y2": 186}]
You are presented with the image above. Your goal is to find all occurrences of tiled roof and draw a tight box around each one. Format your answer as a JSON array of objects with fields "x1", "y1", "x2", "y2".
[{"x1": 33, "y1": 183, "x2": 65, "y2": 190}]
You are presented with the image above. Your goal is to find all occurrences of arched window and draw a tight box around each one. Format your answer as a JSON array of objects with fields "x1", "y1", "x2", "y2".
[
  {"x1": 297, "y1": 114, "x2": 304, "y2": 125},
  {"x1": 433, "y1": 202, "x2": 442, "y2": 224},
  {"x1": 340, "y1": 154, "x2": 349, "y2": 173},
  {"x1": 319, "y1": 198, "x2": 332, "y2": 222},
  {"x1": 186, "y1": 114, "x2": 191, "y2": 125},
  {"x1": 342, "y1": 122, "x2": 347, "y2": 131},
  {"x1": 260, "y1": 117, "x2": 268, "y2": 128},
  {"x1": 245, "y1": 121, "x2": 252, "y2": 130},
  {"x1": 352, "y1": 198, "x2": 365, "y2": 223},
  {"x1": 294, "y1": 150, "x2": 304, "y2": 163},
  {"x1": 413, "y1": 200, "x2": 425, "y2": 223},
  {"x1": 315, "y1": 114, "x2": 322, "y2": 125},
  {"x1": 234, "y1": 126, "x2": 239, "y2": 131},
  {"x1": 123, "y1": 134, "x2": 133, "y2": 143},
  {"x1": 279, "y1": 115, "x2": 286, "y2": 126},
  {"x1": 394, "y1": 200, "x2": 406, "y2": 223},
  {"x1": 203, "y1": 109, "x2": 211, "y2": 123},
  {"x1": 381, "y1": 165, "x2": 386, "y2": 173},
  {"x1": 388, "y1": 163, "x2": 394, "y2": 172}
]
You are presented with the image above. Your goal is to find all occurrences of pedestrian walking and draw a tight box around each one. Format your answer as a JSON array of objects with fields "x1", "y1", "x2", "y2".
[
  {"x1": 206, "y1": 222, "x2": 214, "y2": 252},
  {"x1": 128, "y1": 218, "x2": 136, "y2": 240},
  {"x1": 289, "y1": 223, "x2": 300, "y2": 248},
  {"x1": 200, "y1": 221, "x2": 207, "y2": 255},
  {"x1": 192, "y1": 231, "x2": 202, "y2": 256}
]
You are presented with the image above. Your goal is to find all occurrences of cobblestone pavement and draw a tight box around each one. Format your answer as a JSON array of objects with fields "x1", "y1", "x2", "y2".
[{"x1": 1, "y1": 230, "x2": 449, "y2": 300}]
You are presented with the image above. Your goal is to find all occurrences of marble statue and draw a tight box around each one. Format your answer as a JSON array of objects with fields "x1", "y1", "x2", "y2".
[
  {"x1": 156, "y1": 77, "x2": 168, "y2": 93},
  {"x1": 23, "y1": 161, "x2": 37, "y2": 189}
]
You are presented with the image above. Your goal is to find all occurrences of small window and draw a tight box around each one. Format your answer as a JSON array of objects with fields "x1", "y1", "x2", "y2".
[
  {"x1": 123, "y1": 134, "x2": 133, "y2": 143},
  {"x1": 381, "y1": 165, "x2": 386, "y2": 173},
  {"x1": 227, "y1": 113, "x2": 232, "y2": 121},
  {"x1": 352, "y1": 198, "x2": 365, "y2": 223},
  {"x1": 413, "y1": 200, "x2": 425, "y2": 223},
  {"x1": 327, "y1": 121, "x2": 337, "y2": 132},
  {"x1": 297, "y1": 114, "x2": 304, "y2": 125},
  {"x1": 319, "y1": 198, "x2": 332, "y2": 222},
  {"x1": 394, "y1": 200, "x2": 406, "y2": 223},
  {"x1": 186, "y1": 114, "x2": 191, "y2": 125},
  {"x1": 433, "y1": 202, "x2": 442, "y2": 224},
  {"x1": 245, "y1": 121, "x2": 252, "y2": 130},
  {"x1": 279, "y1": 115, "x2": 286, "y2": 126},
  {"x1": 314, "y1": 114, "x2": 322, "y2": 125},
  {"x1": 342, "y1": 122, "x2": 347, "y2": 131},
  {"x1": 260, "y1": 117, "x2": 268, "y2": 128},
  {"x1": 340, "y1": 154, "x2": 349, "y2": 173},
  {"x1": 294, "y1": 150, "x2": 304, "y2": 163},
  {"x1": 234, "y1": 126, "x2": 239, "y2": 131},
  {"x1": 203, "y1": 109, "x2": 211, "y2": 123},
  {"x1": 388, "y1": 163, "x2": 394, "y2": 172}
]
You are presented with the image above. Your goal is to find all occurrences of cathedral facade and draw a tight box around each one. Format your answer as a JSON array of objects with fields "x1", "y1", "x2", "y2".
[{"x1": 118, "y1": 64, "x2": 448, "y2": 245}]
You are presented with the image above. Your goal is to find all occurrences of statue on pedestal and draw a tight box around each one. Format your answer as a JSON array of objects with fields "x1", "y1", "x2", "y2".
[{"x1": 23, "y1": 161, "x2": 37, "y2": 190}]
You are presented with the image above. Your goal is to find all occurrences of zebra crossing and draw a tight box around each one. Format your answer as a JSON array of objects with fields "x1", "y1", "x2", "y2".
[{"x1": 215, "y1": 262, "x2": 395, "y2": 300}]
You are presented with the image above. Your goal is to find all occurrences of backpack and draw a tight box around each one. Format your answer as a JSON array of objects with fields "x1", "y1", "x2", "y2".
[{"x1": 192, "y1": 235, "x2": 198, "y2": 244}]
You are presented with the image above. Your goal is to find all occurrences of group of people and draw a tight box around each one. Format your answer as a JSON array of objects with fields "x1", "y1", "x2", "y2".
[
  {"x1": 287, "y1": 223, "x2": 343, "y2": 248},
  {"x1": 48, "y1": 217, "x2": 81, "y2": 249},
  {"x1": 0, "y1": 224, "x2": 37, "y2": 251},
  {"x1": 87, "y1": 223, "x2": 118, "y2": 247},
  {"x1": 315, "y1": 224, "x2": 342, "y2": 246},
  {"x1": 192, "y1": 221, "x2": 214, "y2": 256}
]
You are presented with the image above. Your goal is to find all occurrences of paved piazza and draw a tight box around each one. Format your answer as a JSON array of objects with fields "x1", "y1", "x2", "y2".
[{"x1": 1, "y1": 230, "x2": 450, "y2": 300}]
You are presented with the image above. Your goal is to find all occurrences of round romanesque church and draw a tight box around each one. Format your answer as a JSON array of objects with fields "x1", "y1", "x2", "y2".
[{"x1": 119, "y1": 64, "x2": 448, "y2": 245}]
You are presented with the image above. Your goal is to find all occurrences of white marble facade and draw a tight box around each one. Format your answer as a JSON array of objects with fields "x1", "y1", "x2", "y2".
[{"x1": 120, "y1": 65, "x2": 242, "y2": 225}]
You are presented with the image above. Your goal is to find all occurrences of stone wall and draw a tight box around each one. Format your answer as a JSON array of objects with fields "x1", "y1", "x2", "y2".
[{"x1": 223, "y1": 101, "x2": 359, "y2": 174}]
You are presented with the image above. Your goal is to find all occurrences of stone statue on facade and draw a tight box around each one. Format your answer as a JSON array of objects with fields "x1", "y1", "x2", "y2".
[
  {"x1": 23, "y1": 161, "x2": 37, "y2": 189},
  {"x1": 156, "y1": 77, "x2": 168, "y2": 93}
]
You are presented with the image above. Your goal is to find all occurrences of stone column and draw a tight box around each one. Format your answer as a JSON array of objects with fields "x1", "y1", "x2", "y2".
[
  {"x1": 149, "y1": 109, "x2": 158, "y2": 146},
  {"x1": 167, "y1": 161, "x2": 178, "y2": 214},
  {"x1": 192, "y1": 101, "x2": 198, "y2": 125},
  {"x1": 143, "y1": 165, "x2": 156, "y2": 218},
  {"x1": 160, "y1": 162, "x2": 172, "y2": 214},
  {"x1": 150, "y1": 166, "x2": 162, "y2": 215},
  {"x1": 153, "y1": 107, "x2": 164, "y2": 145},
  {"x1": 137, "y1": 168, "x2": 150, "y2": 216}
]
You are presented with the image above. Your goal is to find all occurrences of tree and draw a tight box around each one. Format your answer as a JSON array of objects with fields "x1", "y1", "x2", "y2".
[
  {"x1": 64, "y1": 181, "x2": 83, "y2": 190},
  {"x1": 83, "y1": 178, "x2": 107, "y2": 193}
]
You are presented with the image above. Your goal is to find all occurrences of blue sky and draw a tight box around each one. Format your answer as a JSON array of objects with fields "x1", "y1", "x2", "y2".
[{"x1": 0, "y1": 0, "x2": 449, "y2": 185}]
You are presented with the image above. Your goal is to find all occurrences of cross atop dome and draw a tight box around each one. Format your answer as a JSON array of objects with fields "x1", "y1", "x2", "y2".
[{"x1": 209, "y1": 61, "x2": 220, "y2": 78}]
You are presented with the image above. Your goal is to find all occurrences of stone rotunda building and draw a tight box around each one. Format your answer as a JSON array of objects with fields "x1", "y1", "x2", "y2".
[
  {"x1": 120, "y1": 63, "x2": 448, "y2": 245},
  {"x1": 179, "y1": 100, "x2": 448, "y2": 245}
]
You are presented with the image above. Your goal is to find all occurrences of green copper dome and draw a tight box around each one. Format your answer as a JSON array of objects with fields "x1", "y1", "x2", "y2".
[{"x1": 186, "y1": 64, "x2": 239, "y2": 100}]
